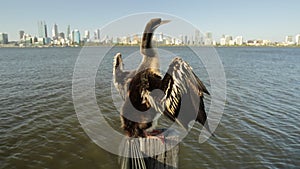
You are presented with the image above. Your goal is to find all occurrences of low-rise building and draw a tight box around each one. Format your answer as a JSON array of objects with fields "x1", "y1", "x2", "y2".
[{"x1": 295, "y1": 34, "x2": 300, "y2": 45}]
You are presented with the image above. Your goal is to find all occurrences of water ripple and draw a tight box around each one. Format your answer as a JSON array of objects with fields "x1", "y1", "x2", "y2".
[{"x1": 1, "y1": 47, "x2": 300, "y2": 169}]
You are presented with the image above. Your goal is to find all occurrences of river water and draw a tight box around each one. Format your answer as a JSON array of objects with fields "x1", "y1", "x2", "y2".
[{"x1": 1, "y1": 46, "x2": 299, "y2": 169}]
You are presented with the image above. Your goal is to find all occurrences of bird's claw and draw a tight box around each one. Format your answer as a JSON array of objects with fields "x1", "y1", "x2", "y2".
[{"x1": 145, "y1": 130, "x2": 165, "y2": 144}]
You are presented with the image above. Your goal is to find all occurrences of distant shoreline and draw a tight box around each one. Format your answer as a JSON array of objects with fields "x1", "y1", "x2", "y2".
[{"x1": 1, "y1": 44, "x2": 300, "y2": 48}]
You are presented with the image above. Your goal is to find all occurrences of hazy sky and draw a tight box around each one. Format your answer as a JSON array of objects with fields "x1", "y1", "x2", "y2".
[{"x1": 1, "y1": 0, "x2": 299, "y2": 41}]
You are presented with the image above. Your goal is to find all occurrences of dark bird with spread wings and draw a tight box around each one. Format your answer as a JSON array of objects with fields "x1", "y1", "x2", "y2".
[{"x1": 113, "y1": 18, "x2": 212, "y2": 138}]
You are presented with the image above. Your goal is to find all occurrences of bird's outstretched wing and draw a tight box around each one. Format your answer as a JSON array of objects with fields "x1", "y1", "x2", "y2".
[
  {"x1": 113, "y1": 53, "x2": 131, "y2": 100},
  {"x1": 147, "y1": 57, "x2": 210, "y2": 131}
]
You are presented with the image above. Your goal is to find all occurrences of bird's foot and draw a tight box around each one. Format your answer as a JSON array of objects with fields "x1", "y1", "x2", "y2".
[{"x1": 144, "y1": 130, "x2": 165, "y2": 144}]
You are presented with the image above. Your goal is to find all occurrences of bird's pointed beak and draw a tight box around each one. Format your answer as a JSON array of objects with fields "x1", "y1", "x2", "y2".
[
  {"x1": 160, "y1": 20, "x2": 171, "y2": 25},
  {"x1": 152, "y1": 20, "x2": 171, "y2": 30}
]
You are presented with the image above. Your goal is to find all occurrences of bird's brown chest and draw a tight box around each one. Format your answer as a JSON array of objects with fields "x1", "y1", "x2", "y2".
[{"x1": 128, "y1": 69, "x2": 161, "y2": 111}]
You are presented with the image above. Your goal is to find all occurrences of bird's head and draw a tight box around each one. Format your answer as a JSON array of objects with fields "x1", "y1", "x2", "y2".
[
  {"x1": 141, "y1": 18, "x2": 171, "y2": 56},
  {"x1": 143, "y1": 18, "x2": 171, "y2": 34}
]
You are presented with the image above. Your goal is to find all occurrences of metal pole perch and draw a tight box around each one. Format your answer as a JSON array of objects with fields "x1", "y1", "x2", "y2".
[{"x1": 119, "y1": 129, "x2": 180, "y2": 169}]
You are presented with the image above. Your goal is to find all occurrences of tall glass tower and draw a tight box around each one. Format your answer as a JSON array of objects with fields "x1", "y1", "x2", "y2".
[
  {"x1": 194, "y1": 29, "x2": 200, "y2": 45},
  {"x1": 94, "y1": 29, "x2": 100, "y2": 40},
  {"x1": 0, "y1": 33, "x2": 9, "y2": 44},
  {"x1": 38, "y1": 21, "x2": 48, "y2": 38},
  {"x1": 52, "y1": 23, "x2": 58, "y2": 39},
  {"x1": 72, "y1": 29, "x2": 80, "y2": 44},
  {"x1": 66, "y1": 25, "x2": 70, "y2": 40},
  {"x1": 19, "y1": 30, "x2": 25, "y2": 40}
]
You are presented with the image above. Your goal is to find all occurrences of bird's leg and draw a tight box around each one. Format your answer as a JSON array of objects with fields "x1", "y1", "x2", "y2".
[{"x1": 148, "y1": 129, "x2": 161, "y2": 135}]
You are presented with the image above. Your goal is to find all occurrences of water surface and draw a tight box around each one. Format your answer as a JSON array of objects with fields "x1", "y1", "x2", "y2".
[{"x1": 0, "y1": 47, "x2": 299, "y2": 169}]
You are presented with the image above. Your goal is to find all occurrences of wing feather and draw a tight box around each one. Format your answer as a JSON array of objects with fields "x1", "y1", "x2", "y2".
[
  {"x1": 147, "y1": 57, "x2": 210, "y2": 130},
  {"x1": 113, "y1": 53, "x2": 131, "y2": 100}
]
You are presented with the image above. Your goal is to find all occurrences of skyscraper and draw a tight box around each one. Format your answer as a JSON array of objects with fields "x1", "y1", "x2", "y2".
[
  {"x1": 225, "y1": 35, "x2": 233, "y2": 45},
  {"x1": 59, "y1": 32, "x2": 65, "y2": 39},
  {"x1": 194, "y1": 29, "x2": 200, "y2": 45},
  {"x1": 285, "y1": 35, "x2": 293, "y2": 44},
  {"x1": 19, "y1": 30, "x2": 25, "y2": 40},
  {"x1": 38, "y1": 21, "x2": 48, "y2": 38},
  {"x1": 72, "y1": 29, "x2": 80, "y2": 44},
  {"x1": 0, "y1": 33, "x2": 8, "y2": 44},
  {"x1": 158, "y1": 32, "x2": 163, "y2": 42},
  {"x1": 205, "y1": 32, "x2": 213, "y2": 46},
  {"x1": 84, "y1": 30, "x2": 90, "y2": 39},
  {"x1": 66, "y1": 25, "x2": 70, "y2": 40},
  {"x1": 94, "y1": 29, "x2": 100, "y2": 41},
  {"x1": 52, "y1": 23, "x2": 58, "y2": 40},
  {"x1": 45, "y1": 24, "x2": 48, "y2": 38},
  {"x1": 184, "y1": 35, "x2": 188, "y2": 45},
  {"x1": 220, "y1": 37, "x2": 226, "y2": 46},
  {"x1": 235, "y1": 36, "x2": 243, "y2": 45}
]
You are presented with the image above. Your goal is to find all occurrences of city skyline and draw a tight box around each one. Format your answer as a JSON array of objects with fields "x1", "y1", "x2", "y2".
[
  {"x1": 1, "y1": 0, "x2": 300, "y2": 42},
  {"x1": 2, "y1": 19, "x2": 300, "y2": 44},
  {"x1": 1, "y1": 22, "x2": 299, "y2": 47},
  {"x1": 1, "y1": 19, "x2": 300, "y2": 47}
]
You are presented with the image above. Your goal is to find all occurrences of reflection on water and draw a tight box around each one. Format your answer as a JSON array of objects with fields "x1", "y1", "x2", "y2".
[{"x1": 1, "y1": 47, "x2": 299, "y2": 169}]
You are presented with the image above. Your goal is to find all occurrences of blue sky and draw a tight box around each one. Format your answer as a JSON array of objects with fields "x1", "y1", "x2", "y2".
[{"x1": 1, "y1": 0, "x2": 299, "y2": 41}]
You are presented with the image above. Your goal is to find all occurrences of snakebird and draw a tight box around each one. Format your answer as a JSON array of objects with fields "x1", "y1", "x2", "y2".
[{"x1": 113, "y1": 18, "x2": 211, "y2": 138}]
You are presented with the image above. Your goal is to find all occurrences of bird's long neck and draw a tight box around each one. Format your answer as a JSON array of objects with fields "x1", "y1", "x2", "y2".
[
  {"x1": 140, "y1": 32, "x2": 159, "y2": 70},
  {"x1": 140, "y1": 32, "x2": 156, "y2": 58},
  {"x1": 139, "y1": 21, "x2": 159, "y2": 71},
  {"x1": 141, "y1": 32, "x2": 153, "y2": 49},
  {"x1": 139, "y1": 54, "x2": 160, "y2": 72},
  {"x1": 140, "y1": 18, "x2": 162, "y2": 58}
]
